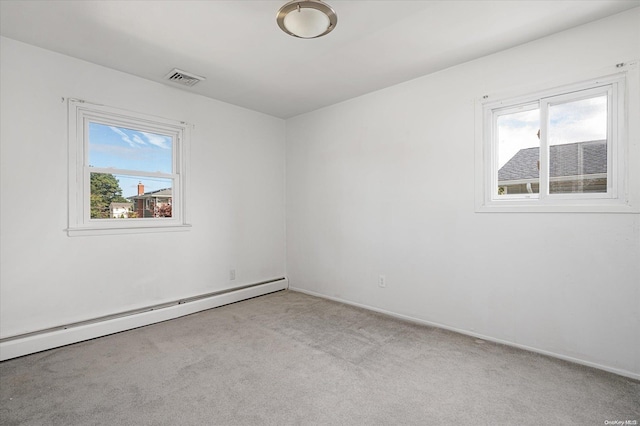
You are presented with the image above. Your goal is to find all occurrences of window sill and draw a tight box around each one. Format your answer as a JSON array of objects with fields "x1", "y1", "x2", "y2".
[
  {"x1": 475, "y1": 201, "x2": 638, "y2": 214},
  {"x1": 67, "y1": 224, "x2": 192, "y2": 237}
]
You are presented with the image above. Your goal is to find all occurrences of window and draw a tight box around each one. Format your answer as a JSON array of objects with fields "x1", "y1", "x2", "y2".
[
  {"x1": 68, "y1": 100, "x2": 190, "y2": 235},
  {"x1": 476, "y1": 65, "x2": 638, "y2": 213}
]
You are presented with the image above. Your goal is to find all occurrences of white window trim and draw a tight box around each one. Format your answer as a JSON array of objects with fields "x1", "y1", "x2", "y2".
[
  {"x1": 475, "y1": 62, "x2": 640, "y2": 213},
  {"x1": 68, "y1": 99, "x2": 191, "y2": 236}
]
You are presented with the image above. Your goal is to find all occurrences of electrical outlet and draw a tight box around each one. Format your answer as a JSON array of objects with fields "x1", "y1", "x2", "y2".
[
  {"x1": 230, "y1": 269, "x2": 236, "y2": 280},
  {"x1": 378, "y1": 274, "x2": 386, "y2": 288}
]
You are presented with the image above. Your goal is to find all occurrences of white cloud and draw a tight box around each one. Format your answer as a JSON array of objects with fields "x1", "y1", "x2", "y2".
[
  {"x1": 108, "y1": 126, "x2": 172, "y2": 150},
  {"x1": 141, "y1": 132, "x2": 171, "y2": 149},
  {"x1": 498, "y1": 125, "x2": 540, "y2": 168},
  {"x1": 549, "y1": 96, "x2": 606, "y2": 145},
  {"x1": 109, "y1": 126, "x2": 146, "y2": 148},
  {"x1": 132, "y1": 134, "x2": 147, "y2": 146},
  {"x1": 497, "y1": 109, "x2": 540, "y2": 168}
]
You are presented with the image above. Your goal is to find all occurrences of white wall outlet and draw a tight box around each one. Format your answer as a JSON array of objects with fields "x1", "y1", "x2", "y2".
[
  {"x1": 230, "y1": 269, "x2": 236, "y2": 280},
  {"x1": 378, "y1": 274, "x2": 386, "y2": 288}
]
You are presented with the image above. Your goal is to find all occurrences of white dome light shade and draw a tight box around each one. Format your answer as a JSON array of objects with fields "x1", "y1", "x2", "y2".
[
  {"x1": 276, "y1": 0, "x2": 338, "y2": 39},
  {"x1": 284, "y1": 8, "x2": 330, "y2": 38}
]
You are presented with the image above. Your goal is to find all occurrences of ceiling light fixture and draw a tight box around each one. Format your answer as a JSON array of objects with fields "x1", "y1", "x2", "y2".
[{"x1": 276, "y1": 0, "x2": 338, "y2": 39}]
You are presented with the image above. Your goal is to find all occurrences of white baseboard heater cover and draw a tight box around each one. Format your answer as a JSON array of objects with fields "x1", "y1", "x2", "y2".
[{"x1": 0, "y1": 278, "x2": 288, "y2": 361}]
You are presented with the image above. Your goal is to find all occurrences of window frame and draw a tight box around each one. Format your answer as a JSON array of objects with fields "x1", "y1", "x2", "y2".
[
  {"x1": 475, "y1": 64, "x2": 638, "y2": 213},
  {"x1": 492, "y1": 101, "x2": 541, "y2": 202},
  {"x1": 68, "y1": 99, "x2": 191, "y2": 236},
  {"x1": 541, "y1": 85, "x2": 616, "y2": 201}
]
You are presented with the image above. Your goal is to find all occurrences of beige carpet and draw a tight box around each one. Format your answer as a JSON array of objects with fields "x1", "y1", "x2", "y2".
[{"x1": 1, "y1": 290, "x2": 638, "y2": 425}]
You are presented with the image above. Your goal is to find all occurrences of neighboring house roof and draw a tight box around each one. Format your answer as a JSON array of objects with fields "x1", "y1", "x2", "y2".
[
  {"x1": 498, "y1": 140, "x2": 606, "y2": 182},
  {"x1": 129, "y1": 188, "x2": 172, "y2": 200}
]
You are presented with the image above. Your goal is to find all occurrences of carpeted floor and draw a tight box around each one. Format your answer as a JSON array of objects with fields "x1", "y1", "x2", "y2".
[{"x1": 0, "y1": 290, "x2": 638, "y2": 425}]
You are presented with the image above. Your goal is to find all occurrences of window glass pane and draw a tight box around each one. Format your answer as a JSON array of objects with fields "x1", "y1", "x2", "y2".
[
  {"x1": 88, "y1": 122, "x2": 173, "y2": 173},
  {"x1": 90, "y1": 173, "x2": 173, "y2": 219},
  {"x1": 548, "y1": 95, "x2": 607, "y2": 194},
  {"x1": 496, "y1": 108, "x2": 540, "y2": 196}
]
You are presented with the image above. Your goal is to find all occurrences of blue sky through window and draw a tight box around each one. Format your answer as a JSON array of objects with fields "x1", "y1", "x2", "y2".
[{"x1": 89, "y1": 123, "x2": 173, "y2": 198}]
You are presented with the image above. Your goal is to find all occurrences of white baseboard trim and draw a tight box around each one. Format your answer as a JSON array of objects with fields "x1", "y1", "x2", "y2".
[
  {"x1": 0, "y1": 278, "x2": 288, "y2": 361},
  {"x1": 289, "y1": 286, "x2": 640, "y2": 381}
]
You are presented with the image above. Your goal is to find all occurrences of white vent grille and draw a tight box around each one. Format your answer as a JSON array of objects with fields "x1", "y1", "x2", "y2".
[{"x1": 164, "y1": 68, "x2": 205, "y2": 87}]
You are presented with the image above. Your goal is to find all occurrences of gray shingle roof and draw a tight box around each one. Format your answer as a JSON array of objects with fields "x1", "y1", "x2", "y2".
[{"x1": 498, "y1": 140, "x2": 606, "y2": 181}]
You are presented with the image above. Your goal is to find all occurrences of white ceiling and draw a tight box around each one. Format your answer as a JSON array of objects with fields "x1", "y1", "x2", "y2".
[{"x1": 1, "y1": 0, "x2": 638, "y2": 118}]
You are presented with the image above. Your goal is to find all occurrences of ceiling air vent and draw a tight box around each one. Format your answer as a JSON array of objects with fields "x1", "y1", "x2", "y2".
[{"x1": 164, "y1": 68, "x2": 206, "y2": 87}]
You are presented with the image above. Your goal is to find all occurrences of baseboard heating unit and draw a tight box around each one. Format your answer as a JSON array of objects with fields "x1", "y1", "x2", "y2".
[{"x1": 0, "y1": 278, "x2": 288, "y2": 361}]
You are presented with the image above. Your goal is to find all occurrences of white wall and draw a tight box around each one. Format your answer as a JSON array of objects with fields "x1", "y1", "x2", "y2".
[
  {"x1": 286, "y1": 9, "x2": 640, "y2": 378},
  {"x1": 2, "y1": 9, "x2": 638, "y2": 378},
  {"x1": 0, "y1": 37, "x2": 286, "y2": 339}
]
